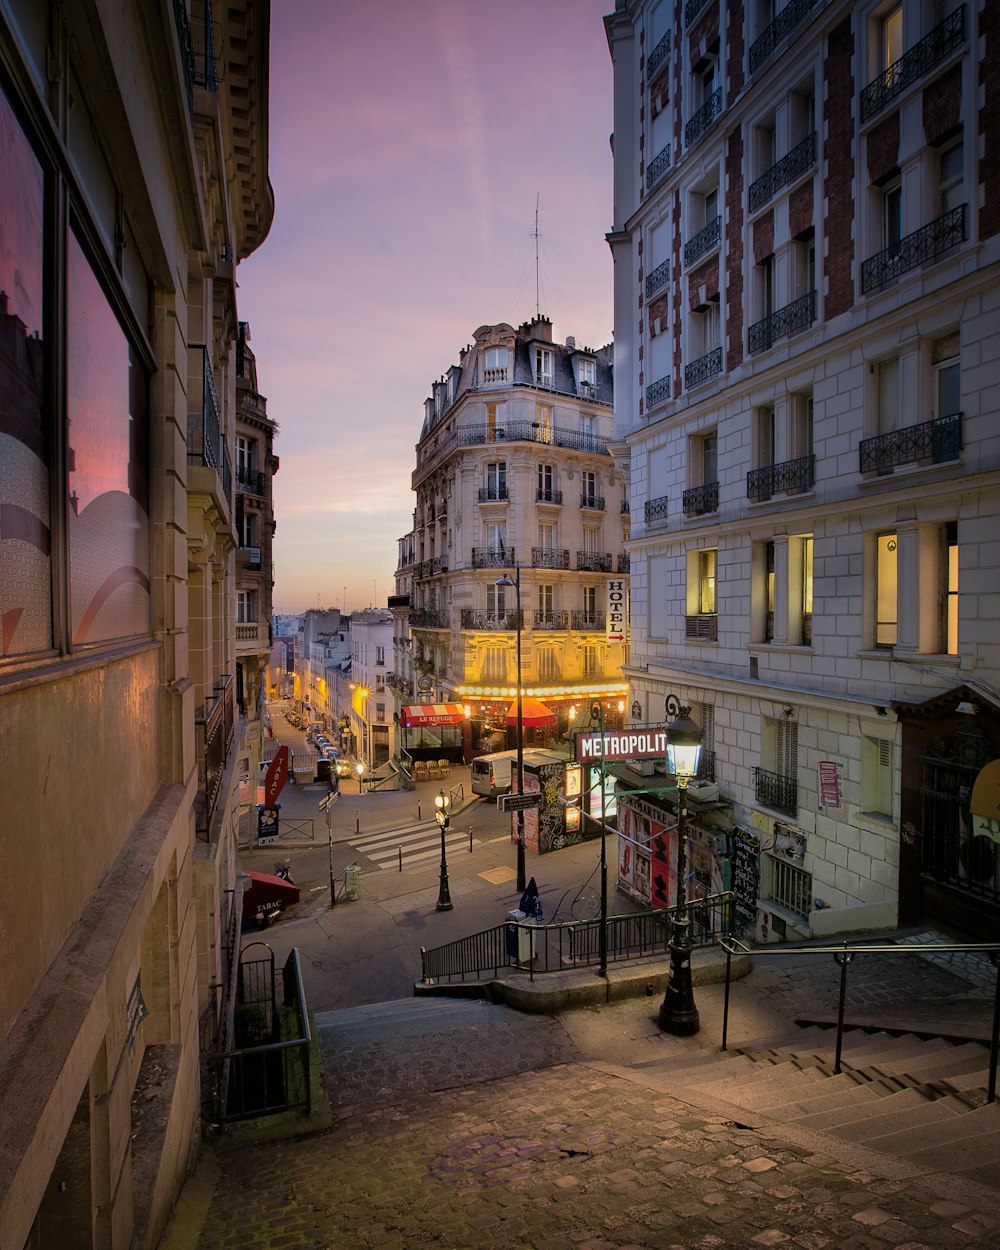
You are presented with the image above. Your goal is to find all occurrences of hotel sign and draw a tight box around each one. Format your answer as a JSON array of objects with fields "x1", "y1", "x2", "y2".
[
  {"x1": 576, "y1": 728, "x2": 668, "y2": 763},
  {"x1": 606, "y1": 579, "x2": 627, "y2": 643}
]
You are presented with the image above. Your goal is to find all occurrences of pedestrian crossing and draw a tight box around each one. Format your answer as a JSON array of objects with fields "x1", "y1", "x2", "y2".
[{"x1": 347, "y1": 822, "x2": 474, "y2": 872}]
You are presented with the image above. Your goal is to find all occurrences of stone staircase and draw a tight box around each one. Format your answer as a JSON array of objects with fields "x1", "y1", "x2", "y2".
[{"x1": 655, "y1": 1025, "x2": 1000, "y2": 1189}]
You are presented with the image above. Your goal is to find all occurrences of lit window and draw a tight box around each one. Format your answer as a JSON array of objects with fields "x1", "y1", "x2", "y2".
[
  {"x1": 876, "y1": 533, "x2": 897, "y2": 646},
  {"x1": 944, "y1": 520, "x2": 958, "y2": 655},
  {"x1": 881, "y1": 3, "x2": 903, "y2": 72},
  {"x1": 698, "y1": 549, "x2": 717, "y2": 614},
  {"x1": 536, "y1": 403, "x2": 553, "y2": 442},
  {"x1": 862, "y1": 736, "x2": 893, "y2": 817}
]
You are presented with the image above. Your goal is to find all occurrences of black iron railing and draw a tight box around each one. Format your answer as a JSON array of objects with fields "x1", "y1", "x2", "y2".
[
  {"x1": 460, "y1": 609, "x2": 522, "y2": 631},
  {"x1": 581, "y1": 494, "x2": 605, "y2": 511},
  {"x1": 685, "y1": 87, "x2": 723, "y2": 148},
  {"x1": 685, "y1": 613, "x2": 718, "y2": 640},
  {"x1": 646, "y1": 376, "x2": 671, "y2": 408},
  {"x1": 413, "y1": 556, "x2": 447, "y2": 578},
  {"x1": 644, "y1": 495, "x2": 670, "y2": 525},
  {"x1": 577, "y1": 552, "x2": 613, "y2": 572},
  {"x1": 647, "y1": 29, "x2": 672, "y2": 79},
  {"x1": 685, "y1": 0, "x2": 713, "y2": 26},
  {"x1": 859, "y1": 412, "x2": 962, "y2": 474},
  {"x1": 571, "y1": 611, "x2": 606, "y2": 631},
  {"x1": 618, "y1": 554, "x2": 631, "y2": 574},
  {"x1": 754, "y1": 765, "x2": 797, "y2": 815},
  {"x1": 536, "y1": 488, "x2": 563, "y2": 505},
  {"x1": 748, "y1": 132, "x2": 816, "y2": 213},
  {"x1": 684, "y1": 346, "x2": 722, "y2": 390},
  {"x1": 646, "y1": 143, "x2": 672, "y2": 192},
  {"x1": 478, "y1": 486, "x2": 509, "y2": 502},
  {"x1": 645, "y1": 256, "x2": 671, "y2": 298},
  {"x1": 747, "y1": 454, "x2": 815, "y2": 501},
  {"x1": 682, "y1": 481, "x2": 719, "y2": 516},
  {"x1": 188, "y1": 345, "x2": 231, "y2": 506},
  {"x1": 860, "y1": 5, "x2": 965, "y2": 123},
  {"x1": 748, "y1": 290, "x2": 816, "y2": 353},
  {"x1": 531, "y1": 547, "x2": 570, "y2": 569},
  {"x1": 410, "y1": 610, "x2": 449, "y2": 629},
  {"x1": 534, "y1": 610, "x2": 569, "y2": 630},
  {"x1": 861, "y1": 205, "x2": 966, "y2": 294},
  {"x1": 684, "y1": 215, "x2": 722, "y2": 268},
  {"x1": 749, "y1": 0, "x2": 821, "y2": 74},
  {"x1": 194, "y1": 674, "x2": 233, "y2": 839},
  {"x1": 236, "y1": 464, "x2": 264, "y2": 496},
  {"x1": 454, "y1": 422, "x2": 609, "y2": 456},
  {"x1": 471, "y1": 547, "x2": 513, "y2": 569}
]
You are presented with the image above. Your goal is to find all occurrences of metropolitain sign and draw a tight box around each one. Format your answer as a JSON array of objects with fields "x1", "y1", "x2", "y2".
[{"x1": 576, "y1": 728, "x2": 668, "y2": 763}]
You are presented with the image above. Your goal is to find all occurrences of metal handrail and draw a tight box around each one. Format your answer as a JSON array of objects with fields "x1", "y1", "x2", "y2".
[{"x1": 718, "y1": 936, "x2": 1000, "y2": 1102}]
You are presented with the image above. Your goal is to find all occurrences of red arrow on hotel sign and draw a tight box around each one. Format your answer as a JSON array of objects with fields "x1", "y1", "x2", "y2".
[{"x1": 263, "y1": 745, "x2": 289, "y2": 806}]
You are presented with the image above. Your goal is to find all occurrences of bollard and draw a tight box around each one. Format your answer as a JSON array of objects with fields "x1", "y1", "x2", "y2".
[
  {"x1": 469, "y1": 827, "x2": 474, "y2": 853},
  {"x1": 356, "y1": 810, "x2": 360, "y2": 834},
  {"x1": 417, "y1": 802, "x2": 421, "y2": 821},
  {"x1": 398, "y1": 844, "x2": 403, "y2": 872}
]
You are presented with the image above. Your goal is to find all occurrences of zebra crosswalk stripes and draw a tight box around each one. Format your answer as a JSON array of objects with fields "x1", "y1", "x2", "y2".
[{"x1": 347, "y1": 823, "x2": 471, "y2": 872}]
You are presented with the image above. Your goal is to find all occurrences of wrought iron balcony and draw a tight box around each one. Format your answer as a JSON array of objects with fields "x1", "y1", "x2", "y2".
[
  {"x1": 410, "y1": 610, "x2": 450, "y2": 629},
  {"x1": 684, "y1": 215, "x2": 722, "y2": 268},
  {"x1": 577, "y1": 552, "x2": 613, "y2": 572},
  {"x1": 748, "y1": 290, "x2": 817, "y2": 354},
  {"x1": 644, "y1": 495, "x2": 669, "y2": 526},
  {"x1": 531, "y1": 547, "x2": 570, "y2": 570},
  {"x1": 647, "y1": 29, "x2": 672, "y2": 79},
  {"x1": 455, "y1": 422, "x2": 609, "y2": 456},
  {"x1": 860, "y1": 5, "x2": 965, "y2": 123},
  {"x1": 571, "y1": 611, "x2": 606, "y2": 631},
  {"x1": 536, "y1": 488, "x2": 563, "y2": 505},
  {"x1": 580, "y1": 494, "x2": 605, "y2": 511},
  {"x1": 684, "y1": 346, "x2": 722, "y2": 390},
  {"x1": 460, "y1": 609, "x2": 522, "y2": 631},
  {"x1": 685, "y1": 87, "x2": 723, "y2": 149},
  {"x1": 618, "y1": 554, "x2": 631, "y2": 574},
  {"x1": 414, "y1": 556, "x2": 448, "y2": 579},
  {"x1": 472, "y1": 547, "x2": 514, "y2": 569},
  {"x1": 478, "y1": 486, "x2": 509, "y2": 503},
  {"x1": 748, "y1": 132, "x2": 816, "y2": 213},
  {"x1": 621, "y1": 498, "x2": 630, "y2": 515},
  {"x1": 188, "y1": 345, "x2": 231, "y2": 507},
  {"x1": 754, "y1": 765, "x2": 797, "y2": 816},
  {"x1": 236, "y1": 463, "x2": 264, "y2": 496},
  {"x1": 194, "y1": 674, "x2": 233, "y2": 839},
  {"x1": 747, "y1": 455, "x2": 815, "y2": 502},
  {"x1": 646, "y1": 143, "x2": 672, "y2": 193},
  {"x1": 645, "y1": 257, "x2": 671, "y2": 299},
  {"x1": 859, "y1": 413, "x2": 962, "y2": 474},
  {"x1": 749, "y1": 0, "x2": 821, "y2": 74},
  {"x1": 645, "y1": 375, "x2": 671, "y2": 409},
  {"x1": 533, "y1": 610, "x2": 569, "y2": 630},
  {"x1": 682, "y1": 481, "x2": 719, "y2": 516},
  {"x1": 685, "y1": 0, "x2": 712, "y2": 26},
  {"x1": 861, "y1": 205, "x2": 966, "y2": 294},
  {"x1": 685, "y1": 613, "x2": 718, "y2": 641}
]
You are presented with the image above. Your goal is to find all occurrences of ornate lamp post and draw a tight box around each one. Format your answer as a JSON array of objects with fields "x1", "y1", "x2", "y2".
[
  {"x1": 495, "y1": 566, "x2": 526, "y2": 893},
  {"x1": 434, "y1": 788, "x2": 453, "y2": 911},
  {"x1": 590, "y1": 701, "x2": 609, "y2": 979},
  {"x1": 658, "y1": 705, "x2": 703, "y2": 1035}
]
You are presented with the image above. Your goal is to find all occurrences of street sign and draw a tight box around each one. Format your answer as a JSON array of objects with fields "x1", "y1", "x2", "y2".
[
  {"x1": 498, "y1": 792, "x2": 543, "y2": 812},
  {"x1": 263, "y1": 745, "x2": 290, "y2": 806}
]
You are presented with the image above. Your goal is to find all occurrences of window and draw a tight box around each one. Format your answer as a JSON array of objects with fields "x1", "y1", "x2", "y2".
[
  {"x1": 942, "y1": 520, "x2": 958, "y2": 655},
  {"x1": 792, "y1": 392, "x2": 814, "y2": 460},
  {"x1": 538, "y1": 521, "x2": 556, "y2": 550},
  {"x1": 793, "y1": 232, "x2": 816, "y2": 300},
  {"x1": 703, "y1": 185, "x2": 719, "y2": 227},
  {"x1": 883, "y1": 176, "x2": 902, "y2": 251},
  {"x1": 238, "y1": 506, "x2": 258, "y2": 548},
  {"x1": 484, "y1": 346, "x2": 509, "y2": 383},
  {"x1": 375, "y1": 645, "x2": 385, "y2": 665},
  {"x1": 694, "y1": 300, "x2": 721, "y2": 358},
  {"x1": 237, "y1": 590, "x2": 257, "y2": 624},
  {"x1": 582, "y1": 527, "x2": 599, "y2": 555},
  {"x1": 755, "y1": 254, "x2": 775, "y2": 322},
  {"x1": 881, "y1": 3, "x2": 903, "y2": 72},
  {"x1": 536, "y1": 403, "x2": 553, "y2": 442},
  {"x1": 581, "y1": 645, "x2": 600, "y2": 678},
  {"x1": 481, "y1": 644, "x2": 507, "y2": 681},
  {"x1": 537, "y1": 584, "x2": 554, "y2": 615},
  {"x1": 538, "y1": 463, "x2": 555, "y2": 500},
  {"x1": 933, "y1": 335, "x2": 960, "y2": 417},
  {"x1": 877, "y1": 357, "x2": 901, "y2": 433},
  {"x1": 580, "y1": 412, "x2": 596, "y2": 439},
  {"x1": 236, "y1": 435, "x2": 255, "y2": 472},
  {"x1": 756, "y1": 404, "x2": 776, "y2": 468},
  {"x1": 697, "y1": 549, "x2": 717, "y2": 613},
  {"x1": 535, "y1": 347, "x2": 553, "y2": 386},
  {"x1": 538, "y1": 646, "x2": 559, "y2": 680},
  {"x1": 485, "y1": 522, "x2": 506, "y2": 553},
  {"x1": 582, "y1": 585, "x2": 598, "y2": 618},
  {"x1": 763, "y1": 540, "x2": 776, "y2": 641},
  {"x1": 486, "y1": 582, "x2": 507, "y2": 616},
  {"x1": 862, "y1": 736, "x2": 893, "y2": 818},
  {"x1": 486, "y1": 401, "x2": 504, "y2": 441},
  {"x1": 794, "y1": 534, "x2": 813, "y2": 646},
  {"x1": 938, "y1": 137, "x2": 963, "y2": 215},
  {"x1": 582, "y1": 471, "x2": 598, "y2": 504},
  {"x1": 485, "y1": 461, "x2": 507, "y2": 498},
  {"x1": 876, "y1": 532, "x2": 898, "y2": 646},
  {"x1": 699, "y1": 58, "x2": 717, "y2": 107},
  {"x1": 754, "y1": 115, "x2": 777, "y2": 176},
  {"x1": 579, "y1": 358, "x2": 596, "y2": 387},
  {"x1": 699, "y1": 432, "x2": 718, "y2": 486}
]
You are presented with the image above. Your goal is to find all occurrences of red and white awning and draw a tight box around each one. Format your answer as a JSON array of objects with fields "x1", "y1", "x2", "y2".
[{"x1": 401, "y1": 703, "x2": 466, "y2": 727}]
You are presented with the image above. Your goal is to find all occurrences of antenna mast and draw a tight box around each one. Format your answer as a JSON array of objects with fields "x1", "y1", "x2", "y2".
[{"x1": 534, "y1": 193, "x2": 541, "y2": 319}]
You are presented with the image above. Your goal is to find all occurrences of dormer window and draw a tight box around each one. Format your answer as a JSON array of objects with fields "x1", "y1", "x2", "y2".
[
  {"x1": 578, "y1": 357, "x2": 596, "y2": 390},
  {"x1": 483, "y1": 346, "x2": 509, "y2": 384},
  {"x1": 535, "y1": 347, "x2": 553, "y2": 387}
]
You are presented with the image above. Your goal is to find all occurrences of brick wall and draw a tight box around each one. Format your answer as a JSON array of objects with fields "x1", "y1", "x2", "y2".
[
  {"x1": 867, "y1": 113, "x2": 900, "y2": 185},
  {"x1": 922, "y1": 63, "x2": 962, "y2": 145},
  {"x1": 727, "y1": 0, "x2": 745, "y2": 101},
  {"x1": 979, "y1": 0, "x2": 999, "y2": 237},
  {"x1": 789, "y1": 179, "x2": 814, "y2": 240},
  {"x1": 824, "y1": 18, "x2": 855, "y2": 318},
  {"x1": 725, "y1": 126, "x2": 745, "y2": 372},
  {"x1": 688, "y1": 254, "x2": 720, "y2": 309}
]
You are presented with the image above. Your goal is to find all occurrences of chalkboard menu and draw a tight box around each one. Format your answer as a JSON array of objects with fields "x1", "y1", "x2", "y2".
[{"x1": 732, "y1": 828, "x2": 760, "y2": 939}]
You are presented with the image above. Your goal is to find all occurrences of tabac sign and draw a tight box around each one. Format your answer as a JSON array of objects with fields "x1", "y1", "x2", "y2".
[{"x1": 576, "y1": 727, "x2": 668, "y2": 763}]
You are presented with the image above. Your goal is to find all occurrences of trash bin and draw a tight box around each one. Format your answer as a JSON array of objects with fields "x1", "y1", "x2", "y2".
[
  {"x1": 344, "y1": 863, "x2": 360, "y2": 901},
  {"x1": 505, "y1": 909, "x2": 533, "y2": 964}
]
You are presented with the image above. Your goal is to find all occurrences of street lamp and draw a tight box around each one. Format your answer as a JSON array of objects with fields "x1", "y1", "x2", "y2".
[
  {"x1": 355, "y1": 760, "x2": 366, "y2": 793},
  {"x1": 434, "y1": 789, "x2": 453, "y2": 911},
  {"x1": 495, "y1": 564, "x2": 526, "y2": 893},
  {"x1": 658, "y1": 704, "x2": 703, "y2": 1036},
  {"x1": 590, "y1": 701, "x2": 609, "y2": 979}
]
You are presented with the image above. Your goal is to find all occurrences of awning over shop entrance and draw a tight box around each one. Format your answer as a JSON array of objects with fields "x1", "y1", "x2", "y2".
[
  {"x1": 401, "y1": 703, "x2": 466, "y2": 727},
  {"x1": 506, "y1": 697, "x2": 557, "y2": 726}
]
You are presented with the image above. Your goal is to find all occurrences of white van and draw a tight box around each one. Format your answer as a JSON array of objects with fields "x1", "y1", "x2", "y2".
[{"x1": 471, "y1": 748, "x2": 567, "y2": 797}]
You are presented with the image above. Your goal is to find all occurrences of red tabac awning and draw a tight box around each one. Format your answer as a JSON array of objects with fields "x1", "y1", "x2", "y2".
[
  {"x1": 506, "y1": 697, "x2": 557, "y2": 727},
  {"x1": 242, "y1": 871, "x2": 300, "y2": 924},
  {"x1": 402, "y1": 703, "x2": 466, "y2": 727}
]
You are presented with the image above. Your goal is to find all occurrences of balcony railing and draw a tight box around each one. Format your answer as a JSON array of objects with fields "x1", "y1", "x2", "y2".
[
  {"x1": 748, "y1": 290, "x2": 817, "y2": 353},
  {"x1": 645, "y1": 376, "x2": 671, "y2": 408},
  {"x1": 188, "y1": 345, "x2": 231, "y2": 506},
  {"x1": 618, "y1": 554, "x2": 631, "y2": 574},
  {"x1": 770, "y1": 858, "x2": 813, "y2": 920},
  {"x1": 482, "y1": 365, "x2": 509, "y2": 385},
  {"x1": 754, "y1": 766, "x2": 798, "y2": 817},
  {"x1": 414, "y1": 556, "x2": 448, "y2": 578},
  {"x1": 748, "y1": 132, "x2": 816, "y2": 213},
  {"x1": 644, "y1": 495, "x2": 669, "y2": 525},
  {"x1": 685, "y1": 0, "x2": 712, "y2": 25},
  {"x1": 684, "y1": 346, "x2": 722, "y2": 390},
  {"x1": 472, "y1": 547, "x2": 513, "y2": 569},
  {"x1": 646, "y1": 143, "x2": 672, "y2": 193},
  {"x1": 647, "y1": 28, "x2": 672, "y2": 79},
  {"x1": 236, "y1": 622, "x2": 264, "y2": 644},
  {"x1": 859, "y1": 413, "x2": 962, "y2": 474},
  {"x1": 536, "y1": 488, "x2": 563, "y2": 505},
  {"x1": 749, "y1": 0, "x2": 821, "y2": 75},
  {"x1": 645, "y1": 257, "x2": 671, "y2": 299},
  {"x1": 684, "y1": 215, "x2": 722, "y2": 268},
  {"x1": 685, "y1": 613, "x2": 718, "y2": 641},
  {"x1": 571, "y1": 612, "x2": 606, "y2": 631},
  {"x1": 860, "y1": 5, "x2": 965, "y2": 123},
  {"x1": 236, "y1": 464, "x2": 265, "y2": 496},
  {"x1": 747, "y1": 454, "x2": 815, "y2": 501},
  {"x1": 195, "y1": 674, "x2": 234, "y2": 839},
  {"x1": 577, "y1": 552, "x2": 613, "y2": 572},
  {"x1": 455, "y1": 422, "x2": 609, "y2": 455},
  {"x1": 478, "y1": 486, "x2": 509, "y2": 502},
  {"x1": 682, "y1": 482, "x2": 719, "y2": 516},
  {"x1": 533, "y1": 610, "x2": 569, "y2": 630},
  {"x1": 410, "y1": 610, "x2": 450, "y2": 629},
  {"x1": 531, "y1": 547, "x2": 570, "y2": 570},
  {"x1": 580, "y1": 494, "x2": 605, "y2": 511},
  {"x1": 460, "y1": 609, "x2": 522, "y2": 631},
  {"x1": 685, "y1": 87, "x2": 723, "y2": 149},
  {"x1": 861, "y1": 205, "x2": 966, "y2": 294}
]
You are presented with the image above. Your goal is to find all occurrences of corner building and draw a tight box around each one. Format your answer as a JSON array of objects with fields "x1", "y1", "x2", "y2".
[
  {"x1": 606, "y1": 0, "x2": 1000, "y2": 940},
  {"x1": 393, "y1": 316, "x2": 629, "y2": 760}
]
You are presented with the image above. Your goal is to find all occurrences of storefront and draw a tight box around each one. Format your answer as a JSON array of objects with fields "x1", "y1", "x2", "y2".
[{"x1": 400, "y1": 703, "x2": 470, "y2": 763}]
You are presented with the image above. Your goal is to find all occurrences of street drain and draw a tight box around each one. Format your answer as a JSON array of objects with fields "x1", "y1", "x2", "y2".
[{"x1": 429, "y1": 1126, "x2": 619, "y2": 1189}]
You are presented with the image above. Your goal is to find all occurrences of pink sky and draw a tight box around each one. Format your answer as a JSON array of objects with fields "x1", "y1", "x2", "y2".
[{"x1": 238, "y1": 0, "x2": 616, "y2": 615}]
